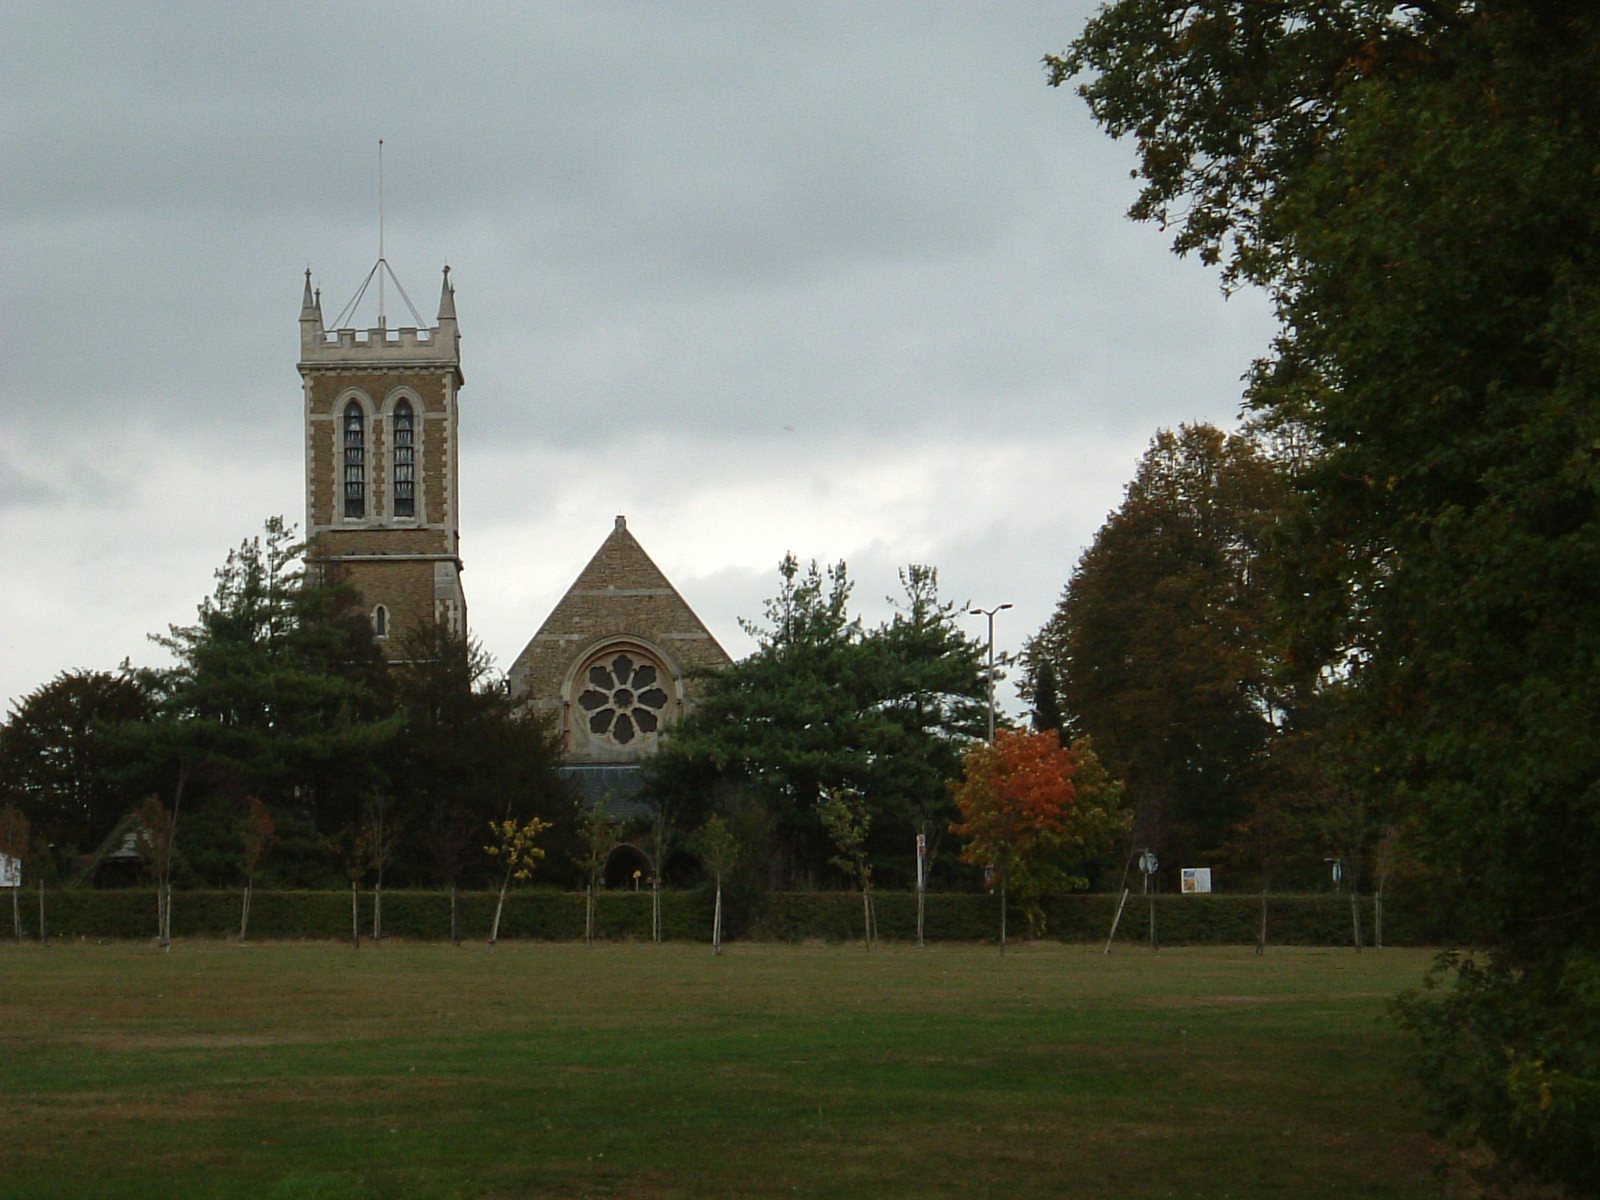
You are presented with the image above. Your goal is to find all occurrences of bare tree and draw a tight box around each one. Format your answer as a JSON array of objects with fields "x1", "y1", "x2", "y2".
[
  {"x1": 358, "y1": 795, "x2": 401, "y2": 946},
  {"x1": 577, "y1": 798, "x2": 621, "y2": 947},
  {"x1": 136, "y1": 795, "x2": 179, "y2": 950},
  {"x1": 237, "y1": 797, "x2": 276, "y2": 942}
]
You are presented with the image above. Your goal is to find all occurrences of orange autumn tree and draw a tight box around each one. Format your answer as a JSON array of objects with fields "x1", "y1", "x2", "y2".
[{"x1": 951, "y1": 729, "x2": 1126, "y2": 950}]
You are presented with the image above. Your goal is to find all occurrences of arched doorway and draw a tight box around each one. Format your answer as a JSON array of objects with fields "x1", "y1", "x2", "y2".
[{"x1": 603, "y1": 842, "x2": 654, "y2": 890}]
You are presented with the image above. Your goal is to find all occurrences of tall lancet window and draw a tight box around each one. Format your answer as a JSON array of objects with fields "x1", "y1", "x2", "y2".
[
  {"x1": 343, "y1": 401, "x2": 366, "y2": 518},
  {"x1": 392, "y1": 399, "x2": 415, "y2": 518}
]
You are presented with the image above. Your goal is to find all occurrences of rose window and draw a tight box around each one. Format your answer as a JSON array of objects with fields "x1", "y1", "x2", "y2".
[{"x1": 576, "y1": 652, "x2": 669, "y2": 745}]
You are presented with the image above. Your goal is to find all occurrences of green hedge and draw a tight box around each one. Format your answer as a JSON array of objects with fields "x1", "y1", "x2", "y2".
[
  {"x1": 755, "y1": 889, "x2": 1457, "y2": 947},
  {"x1": 5, "y1": 885, "x2": 1462, "y2": 946},
  {"x1": 7, "y1": 887, "x2": 713, "y2": 944}
]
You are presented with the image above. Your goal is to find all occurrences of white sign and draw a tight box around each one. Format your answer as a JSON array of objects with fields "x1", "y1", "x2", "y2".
[
  {"x1": 1139, "y1": 850, "x2": 1159, "y2": 875},
  {"x1": 1181, "y1": 868, "x2": 1212, "y2": 894},
  {"x1": 0, "y1": 854, "x2": 20, "y2": 888}
]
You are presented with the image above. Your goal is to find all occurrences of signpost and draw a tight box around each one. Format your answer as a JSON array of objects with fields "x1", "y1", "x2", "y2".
[
  {"x1": 1140, "y1": 850, "x2": 1160, "y2": 949},
  {"x1": 1, "y1": 854, "x2": 19, "y2": 941}
]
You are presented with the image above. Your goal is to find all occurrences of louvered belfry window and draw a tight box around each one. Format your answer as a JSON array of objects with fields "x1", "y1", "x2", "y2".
[
  {"x1": 343, "y1": 401, "x2": 366, "y2": 518},
  {"x1": 393, "y1": 399, "x2": 415, "y2": 518}
]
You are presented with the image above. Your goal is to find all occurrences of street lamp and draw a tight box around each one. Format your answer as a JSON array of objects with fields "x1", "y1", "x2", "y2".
[{"x1": 969, "y1": 603, "x2": 1012, "y2": 742}]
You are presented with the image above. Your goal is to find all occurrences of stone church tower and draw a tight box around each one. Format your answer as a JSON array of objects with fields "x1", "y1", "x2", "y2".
[
  {"x1": 298, "y1": 267, "x2": 467, "y2": 651},
  {"x1": 510, "y1": 516, "x2": 731, "y2": 801}
]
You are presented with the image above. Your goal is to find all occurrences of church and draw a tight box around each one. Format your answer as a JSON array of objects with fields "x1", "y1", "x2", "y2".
[{"x1": 296, "y1": 263, "x2": 731, "y2": 801}]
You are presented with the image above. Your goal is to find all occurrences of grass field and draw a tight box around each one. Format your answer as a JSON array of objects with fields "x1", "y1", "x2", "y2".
[{"x1": 0, "y1": 940, "x2": 1449, "y2": 1199}]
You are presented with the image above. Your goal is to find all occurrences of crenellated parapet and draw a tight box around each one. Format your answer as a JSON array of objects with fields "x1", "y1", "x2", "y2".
[{"x1": 298, "y1": 265, "x2": 461, "y2": 372}]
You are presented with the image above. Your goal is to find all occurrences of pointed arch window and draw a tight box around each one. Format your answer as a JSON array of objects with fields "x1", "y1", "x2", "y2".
[
  {"x1": 392, "y1": 399, "x2": 415, "y2": 518},
  {"x1": 342, "y1": 401, "x2": 366, "y2": 518},
  {"x1": 372, "y1": 605, "x2": 389, "y2": 639}
]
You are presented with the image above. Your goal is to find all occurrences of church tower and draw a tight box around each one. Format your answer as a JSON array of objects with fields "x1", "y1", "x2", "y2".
[{"x1": 298, "y1": 266, "x2": 467, "y2": 652}]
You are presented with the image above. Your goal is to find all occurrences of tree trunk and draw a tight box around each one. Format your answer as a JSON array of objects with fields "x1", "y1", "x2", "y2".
[
  {"x1": 916, "y1": 879, "x2": 925, "y2": 949},
  {"x1": 999, "y1": 882, "x2": 1008, "y2": 954},
  {"x1": 239, "y1": 876, "x2": 252, "y2": 942},
  {"x1": 652, "y1": 880, "x2": 661, "y2": 944},
  {"x1": 12, "y1": 884, "x2": 20, "y2": 941},
  {"x1": 1349, "y1": 885, "x2": 1363, "y2": 952},
  {"x1": 372, "y1": 879, "x2": 383, "y2": 946},
  {"x1": 1104, "y1": 887, "x2": 1131, "y2": 954},
  {"x1": 489, "y1": 875, "x2": 509, "y2": 947},
  {"x1": 1256, "y1": 882, "x2": 1269, "y2": 956},
  {"x1": 1374, "y1": 883, "x2": 1385, "y2": 950},
  {"x1": 37, "y1": 878, "x2": 46, "y2": 945},
  {"x1": 163, "y1": 762, "x2": 188, "y2": 954},
  {"x1": 711, "y1": 879, "x2": 723, "y2": 957},
  {"x1": 450, "y1": 884, "x2": 460, "y2": 946},
  {"x1": 585, "y1": 884, "x2": 596, "y2": 947},
  {"x1": 861, "y1": 884, "x2": 874, "y2": 951},
  {"x1": 157, "y1": 879, "x2": 170, "y2": 950},
  {"x1": 350, "y1": 880, "x2": 360, "y2": 949}
]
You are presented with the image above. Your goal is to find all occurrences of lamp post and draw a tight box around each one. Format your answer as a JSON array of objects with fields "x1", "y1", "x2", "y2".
[{"x1": 969, "y1": 603, "x2": 1012, "y2": 742}]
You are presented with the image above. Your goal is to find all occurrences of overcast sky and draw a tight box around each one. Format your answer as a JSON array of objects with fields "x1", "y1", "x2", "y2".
[{"x1": 0, "y1": 1, "x2": 1276, "y2": 718}]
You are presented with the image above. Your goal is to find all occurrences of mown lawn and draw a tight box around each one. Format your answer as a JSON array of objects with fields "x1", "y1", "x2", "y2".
[{"x1": 0, "y1": 940, "x2": 1447, "y2": 1199}]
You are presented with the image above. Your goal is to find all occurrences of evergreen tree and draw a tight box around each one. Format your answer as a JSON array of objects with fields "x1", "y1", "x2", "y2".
[
  {"x1": 131, "y1": 517, "x2": 395, "y2": 880},
  {"x1": 647, "y1": 557, "x2": 986, "y2": 887},
  {"x1": 1028, "y1": 659, "x2": 1062, "y2": 734}
]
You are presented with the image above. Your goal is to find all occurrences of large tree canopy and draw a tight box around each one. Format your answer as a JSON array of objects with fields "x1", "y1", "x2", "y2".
[
  {"x1": 1026, "y1": 423, "x2": 1287, "y2": 870},
  {"x1": 0, "y1": 669, "x2": 152, "y2": 872},
  {"x1": 1055, "y1": 0, "x2": 1600, "y2": 956},
  {"x1": 1054, "y1": 3, "x2": 1600, "y2": 1187}
]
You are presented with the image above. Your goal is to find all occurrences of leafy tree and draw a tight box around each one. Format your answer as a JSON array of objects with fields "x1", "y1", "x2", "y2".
[
  {"x1": 1026, "y1": 424, "x2": 1287, "y2": 872},
  {"x1": 818, "y1": 787, "x2": 876, "y2": 949},
  {"x1": 950, "y1": 730, "x2": 1127, "y2": 949},
  {"x1": 1054, "y1": 5, "x2": 1600, "y2": 1188},
  {"x1": 485, "y1": 815, "x2": 551, "y2": 947},
  {"x1": 689, "y1": 814, "x2": 739, "y2": 956},
  {"x1": 648, "y1": 557, "x2": 985, "y2": 887},
  {"x1": 0, "y1": 669, "x2": 151, "y2": 863}
]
